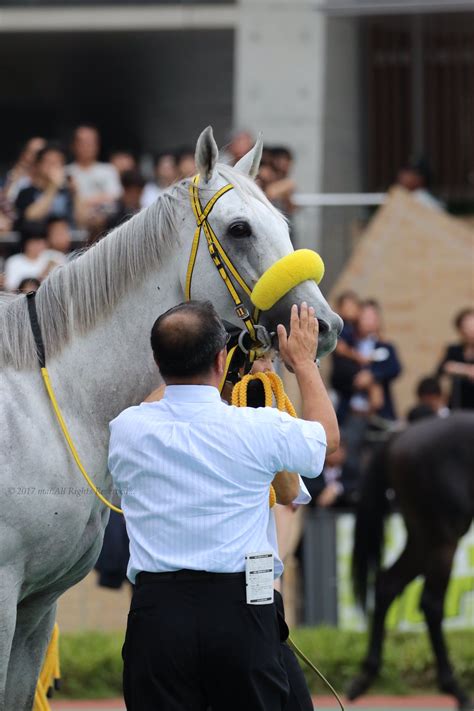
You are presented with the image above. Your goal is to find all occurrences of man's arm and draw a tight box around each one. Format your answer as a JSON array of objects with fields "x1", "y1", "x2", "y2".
[
  {"x1": 272, "y1": 470, "x2": 300, "y2": 504},
  {"x1": 277, "y1": 303, "x2": 340, "y2": 453}
]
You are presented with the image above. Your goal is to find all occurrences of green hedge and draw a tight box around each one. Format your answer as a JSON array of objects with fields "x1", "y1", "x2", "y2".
[{"x1": 57, "y1": 628, "x2": 474, "y2": 699}]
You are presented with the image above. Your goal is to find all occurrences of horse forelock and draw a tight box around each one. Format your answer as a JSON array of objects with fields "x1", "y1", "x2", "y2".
[{"x1": 0, "y1": 163, "x2": 285, "y2": 371}]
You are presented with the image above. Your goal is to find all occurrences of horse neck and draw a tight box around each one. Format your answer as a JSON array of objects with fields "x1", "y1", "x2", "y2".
[{"x1": 50, "y1": 253, "x2": 183, "y2": 430}]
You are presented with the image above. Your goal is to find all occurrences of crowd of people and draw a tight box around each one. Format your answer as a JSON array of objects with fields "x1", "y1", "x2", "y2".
[
  {"x1": 0, "y1": 126, "x2": 296, "y2": 292},
  {"x1": 306, "y1": 294, "x2": 474, "y2": 511}
]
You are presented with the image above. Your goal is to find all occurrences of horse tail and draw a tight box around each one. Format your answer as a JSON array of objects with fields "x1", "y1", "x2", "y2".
[{"x1": 351, "y1": 441, "x2": 391, "y2": 611}]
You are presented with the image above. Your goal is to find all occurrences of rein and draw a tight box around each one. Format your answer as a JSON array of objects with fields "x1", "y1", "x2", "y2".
[{"x1": 26, "y1": 291, "x2": 123, "y2": 514}]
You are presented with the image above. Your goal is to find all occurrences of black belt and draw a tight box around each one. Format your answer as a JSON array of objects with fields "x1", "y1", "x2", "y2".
[{"x1": 136, "y1": 570, "x2": 245, "y2": 586}]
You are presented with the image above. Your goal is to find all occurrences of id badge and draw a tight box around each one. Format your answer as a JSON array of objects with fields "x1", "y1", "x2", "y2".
[{"x1": 245, "y1": 551, "x2": 274, "y2": 605}]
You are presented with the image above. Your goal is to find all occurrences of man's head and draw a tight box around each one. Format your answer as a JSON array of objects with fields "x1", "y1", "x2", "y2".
[
  {"x1": 357, "y1": 299, "x2": 382, "y2": 338},
  {"x1": 121, "y1": 170, "x2": 146, "y2": 209},
  {"x1": 454, "y1": 307, "x2": 474, "y2": 346},
  {"x1": 150, "y1": 301, "x2": 228, "y2": 386},
  {"x1": 416, "y1": 376, "x2": 444, "y2": 411},
  {"x1": 34, "y1": 145, "x2": 66, "y2": 183},
  {"x1": 109, "y1": 150, "x2": 137, "y2": 175},
  {"x1": 228, "y1": 130, "x2": 254, "y2": 163},
  {"x1": 336, "y1": 290, "x2": 360, "y2": 324},
  {"x1": 72, "y1": 125, "x2": 100, "y2": 165},
  {"x1": 155, "y1": 153, "x2": 177, "y2": 187},
  {"x1": 47, "y1": 217, "x2": 71, "y2": 253}
]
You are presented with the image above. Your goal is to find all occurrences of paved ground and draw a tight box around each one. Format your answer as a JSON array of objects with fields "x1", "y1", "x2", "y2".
[{"x1": 50, "y1": 695, "x2": 457, "y2": 710}]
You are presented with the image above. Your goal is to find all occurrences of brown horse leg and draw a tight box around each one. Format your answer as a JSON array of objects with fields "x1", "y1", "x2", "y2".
[
  {"x1": 347, "y1": 542, "x2": 420, "y2": 701},
  {"x1": 420, "y1": 543, "x2": 473, "y2": 710}
]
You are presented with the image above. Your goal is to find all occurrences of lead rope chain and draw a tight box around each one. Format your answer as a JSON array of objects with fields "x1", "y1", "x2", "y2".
[{"x1": 232, "y1": 371, "x2": 345, "y2": 711}]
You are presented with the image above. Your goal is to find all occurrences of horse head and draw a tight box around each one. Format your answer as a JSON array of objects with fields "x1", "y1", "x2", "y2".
[{"x1": 181, "y1": 126, "x2": 342, "y2": 359}]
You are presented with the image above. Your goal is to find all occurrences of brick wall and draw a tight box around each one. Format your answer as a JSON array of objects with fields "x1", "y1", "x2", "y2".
[{"x1": 329, "y1": 188, "x2": 474, "y2": 415}]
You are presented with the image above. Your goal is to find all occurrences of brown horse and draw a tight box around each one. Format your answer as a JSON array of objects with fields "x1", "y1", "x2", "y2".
[{"x1": 347, "y1": 412, "x2": 474, "y2": 710}]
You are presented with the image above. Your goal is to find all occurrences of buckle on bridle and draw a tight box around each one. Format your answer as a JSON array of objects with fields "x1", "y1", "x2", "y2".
[
  {"x1": 238, "y1": 324, "x2": 274, "y2": 355},
  {"x1": 235, "y1": 305, "x2": 250, "y2": 319}
]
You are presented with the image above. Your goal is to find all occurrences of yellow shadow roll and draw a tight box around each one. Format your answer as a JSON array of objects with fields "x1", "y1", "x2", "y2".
[{"x1": 251, "y1": 249, "x2": 325, "y2": 312}]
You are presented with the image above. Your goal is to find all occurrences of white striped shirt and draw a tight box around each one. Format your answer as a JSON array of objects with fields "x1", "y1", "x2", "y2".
[{"x1": 108, "y1": 385, "x2": 326, "y2": 583}]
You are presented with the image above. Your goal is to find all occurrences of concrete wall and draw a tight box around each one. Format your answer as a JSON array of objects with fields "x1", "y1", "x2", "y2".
[
  {"x1": 234, "y1": 1, "x2": 362, "y2": 288},
  {"x1": 0, "y1": 29, "x2": 234, "y2": 165}
]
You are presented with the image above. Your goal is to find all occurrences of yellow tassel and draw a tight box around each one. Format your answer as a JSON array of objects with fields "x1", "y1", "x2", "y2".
[
  {"x1": 33, "y1": 623, "x2": 61, "y2": 711},
  {"x1": 231, "y1": 371, "x2": 297, "y2": 508}
]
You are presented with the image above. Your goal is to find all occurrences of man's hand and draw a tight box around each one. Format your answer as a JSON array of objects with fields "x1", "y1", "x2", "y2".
[
  {"x1": 250, "y1": 355, "x2": 274, "y2": 375},
  {"x1": 277, "y1": 302, "x2": 318, "y2": 371},
  {"x1": 316, "y1": 482, "x2": 341, "y2": 508}
]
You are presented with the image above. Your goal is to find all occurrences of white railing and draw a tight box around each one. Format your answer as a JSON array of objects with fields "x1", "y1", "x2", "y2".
[{"x1": 292, "y1": 192, "x2": 386, "y2": 207}]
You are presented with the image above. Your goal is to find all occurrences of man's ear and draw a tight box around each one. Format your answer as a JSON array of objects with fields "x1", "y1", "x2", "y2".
[
  {"x1": 195, "y1": 126, "x2": 218, "y2": 183},
  {"x1": 215, "y1": 347, "x2": 227, "y2": 378}
]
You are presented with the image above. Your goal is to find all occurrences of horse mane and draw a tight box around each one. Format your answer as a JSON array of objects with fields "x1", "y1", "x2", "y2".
[{"x1": 0, "y1": 164, "x2": 284, "y2": 371}]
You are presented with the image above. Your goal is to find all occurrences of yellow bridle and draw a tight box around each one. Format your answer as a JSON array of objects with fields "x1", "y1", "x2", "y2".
[{"x1": 186, "y1": 174, "x2": 262, "y2": 346}]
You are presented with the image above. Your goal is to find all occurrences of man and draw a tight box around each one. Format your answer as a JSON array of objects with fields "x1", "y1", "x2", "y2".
[
  {"x1": 108, "y1": 300, "x2": 339, "y2": 710},
  {"x1": 67, "y1": 124, "x2": 122, "y2": 225},
  {"x1": 14, "y1": 144, "x2": 79, "y2": 234}
]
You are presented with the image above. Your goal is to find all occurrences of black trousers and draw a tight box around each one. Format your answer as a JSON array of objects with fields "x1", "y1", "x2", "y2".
[
  {"x1": 274, "y1": 591, "x2": 314, "y2": 711},
  {"x1": 122, "y1": 570, "x2": 290, "y2": 711}
]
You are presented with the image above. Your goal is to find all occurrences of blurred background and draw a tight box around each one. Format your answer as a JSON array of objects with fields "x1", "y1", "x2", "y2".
[{"x1": 1, "y1": 0, "x2": 473, "y2": 705}]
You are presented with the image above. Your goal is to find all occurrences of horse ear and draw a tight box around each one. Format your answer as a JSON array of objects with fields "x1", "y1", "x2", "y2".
[
  {"x1": 234, "y1": 133, "x2": 263, "y2": 179},
  {"x1": 195, "y1": 126, "x2": 218, "y2": 183}
]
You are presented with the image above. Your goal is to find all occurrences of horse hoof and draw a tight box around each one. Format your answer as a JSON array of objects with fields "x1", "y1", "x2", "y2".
[{"x1": 346, "y1": 673, "x2": 373, "y2": 701}]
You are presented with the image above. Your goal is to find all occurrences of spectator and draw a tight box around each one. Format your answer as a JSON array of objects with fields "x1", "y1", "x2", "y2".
[
  {"x1": 271, "y1": 147, "x2": 294, "y2": 181},
  {"x1": 14, "y1": 145, "x2": 79, "y2": 234},
  {"x1": 105, "y1": 170, "x2": 145, "y2": 231},
  {"x1": 2, "y1": 136, "x2": 46, "y2": 203},
  {"x1": 303, "y1": 440, "x2": 358, "y2": 509},
  {"x1": 175, "y1": 147, "x2": 196, "y2": 179},
  {"x1": 141, "y1": 152, "x2": 177, "y2": 208},
  {"x1": 407, "y1": 376, "x2": 450, "y2": 423},
  {"x1": 331, "y1": 291, "x2": 383, "y2": 424},
  {"x1": 46, "y1": 217, "x2": 72, "y2": 255},
  {"x1": 224, "y1": 129, "x2": 254, "y2": 165},
  {"x1": 437, "y1": 308, "x2": 474, "y2": 410},
  {"x1": 109, "y1": 150, "x2": 137, "y2": 177},
  {"x1": 331, "y1": 299, "x2": 402, "y2": 471},
  {"x1": 67, "y1": 124, "x2": 122, "y2": 226},
  {"x1": 17, "y1": 277, "x2": 41, "y2": 294},
  {"x1": 4, "y1": 227, "x2": 65, "y2": 291},
  {"x1": 396, "y1": 160, "x2": 444, "y2": 211}
]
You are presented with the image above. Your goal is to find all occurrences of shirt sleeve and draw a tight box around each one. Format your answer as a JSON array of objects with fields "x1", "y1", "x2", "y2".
[
  {"x1": 293, "y1": 475, "x2": 312, "y2": 505},
  {"x1": 266, "y1": 410, "x2": 327, "y2": 479}
]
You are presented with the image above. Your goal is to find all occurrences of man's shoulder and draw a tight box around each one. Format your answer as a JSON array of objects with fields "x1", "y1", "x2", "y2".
[{"x1": 110, "y1": 403, "x2": 148, "y2": 433}]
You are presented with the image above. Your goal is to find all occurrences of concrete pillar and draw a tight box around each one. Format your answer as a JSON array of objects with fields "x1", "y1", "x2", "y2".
[
  {"x1": 234, "y1": 0, "x2": 328, "y2": 251},
  {"x1": 235, "y1": 1, "x2": 362, "y2": 288}
]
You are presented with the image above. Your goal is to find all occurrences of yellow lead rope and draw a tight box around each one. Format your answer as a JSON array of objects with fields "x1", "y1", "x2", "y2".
[
  {"x1": 232, "y1": 371, "x2": 345, "y2": 711},
  {"x1": 41, "y1": 367, "x2": 122, "y2": 514}
]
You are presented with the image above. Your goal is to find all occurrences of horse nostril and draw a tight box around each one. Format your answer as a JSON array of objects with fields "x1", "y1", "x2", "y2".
[{"x1": 317, "y1": 319, "x2": 329, "y2": 335}]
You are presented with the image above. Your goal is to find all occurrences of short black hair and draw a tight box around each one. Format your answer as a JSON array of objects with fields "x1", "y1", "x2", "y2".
[
  {"x1": 416, "y1": 376, "x2": 441, "y2": 398},
  {"x1": 271, "y1": 146, "x2": 293, "y2": 161},
  {"x1": 150, "y1": 301, "x2": 228, "y2": 379},
  {"x1": 336, "y1": 290, "x2": 359, "y2": 308},
  {"x1": 35, "y1": 143, "x2": 65, "y2": 164},
  {"x1": 121, "y1": 170, "x2": 145, "y2": 190},
  {"x1": 454, "y1": 307, "x2": 474, "y2": 331}
]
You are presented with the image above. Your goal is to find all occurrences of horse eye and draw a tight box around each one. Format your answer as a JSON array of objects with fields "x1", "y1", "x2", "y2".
[{"x1": 228, "y1": 221, "x2": 252, "y2": 239}]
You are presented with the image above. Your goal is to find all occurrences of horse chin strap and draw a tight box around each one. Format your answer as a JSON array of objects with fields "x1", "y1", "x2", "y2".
[{"x1": 185, "y1": 174, "x2": 272, "y2": 360}]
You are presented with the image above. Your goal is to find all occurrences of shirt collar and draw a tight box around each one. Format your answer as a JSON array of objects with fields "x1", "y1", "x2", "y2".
[{"x1": 163, "y1": 385, "x2": 221, "y2": 404}]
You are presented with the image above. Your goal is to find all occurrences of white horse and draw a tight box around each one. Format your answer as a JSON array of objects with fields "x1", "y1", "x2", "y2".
[{"x1": 0, "y1": 126, "x2": 342, "y2": 710}]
